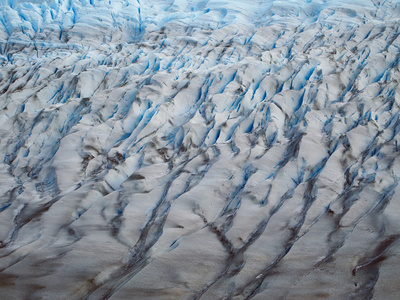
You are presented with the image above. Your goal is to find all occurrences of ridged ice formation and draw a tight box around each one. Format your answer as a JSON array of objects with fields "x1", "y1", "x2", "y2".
[{"x1": 1, "y1": 0, "x2": 400, "y2": 299}]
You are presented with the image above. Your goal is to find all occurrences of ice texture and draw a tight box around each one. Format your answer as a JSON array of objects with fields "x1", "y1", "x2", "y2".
[{"x1": 1, "y1": 0, "x2": 400, "y2": 299}]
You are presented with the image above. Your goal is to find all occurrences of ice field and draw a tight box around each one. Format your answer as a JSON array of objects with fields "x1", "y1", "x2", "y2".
[{"x1": 1, "y1": 0, "x2": 400, "y2": 298}]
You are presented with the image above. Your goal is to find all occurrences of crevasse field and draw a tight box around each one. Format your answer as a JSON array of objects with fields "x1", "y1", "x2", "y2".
[{"x1": 1, "y1": 0, "x2": 400, "y2": 298}]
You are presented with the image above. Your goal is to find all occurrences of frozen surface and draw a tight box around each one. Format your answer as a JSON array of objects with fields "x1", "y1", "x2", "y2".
[{"x1": 1, "y1": 0, "x2": 400, "y2": 299}]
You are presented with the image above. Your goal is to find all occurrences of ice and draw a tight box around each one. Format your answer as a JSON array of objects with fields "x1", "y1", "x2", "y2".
[{"x1": 0, "y1": 0, "x2": 400, "y2": 299}]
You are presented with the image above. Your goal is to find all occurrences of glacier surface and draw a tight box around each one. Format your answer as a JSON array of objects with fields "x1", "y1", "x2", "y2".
[{"x1": 1, "y1": 0, "x2": 400, "y2": 298}]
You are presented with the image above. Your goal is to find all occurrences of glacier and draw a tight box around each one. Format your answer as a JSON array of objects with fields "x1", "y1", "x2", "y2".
[{"x1": 1, "y1": 0, "x2": 400, "y2": 298}]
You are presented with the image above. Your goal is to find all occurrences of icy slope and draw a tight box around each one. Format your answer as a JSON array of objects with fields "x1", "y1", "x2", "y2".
[{"x1": 1, "y1": 0, "x2": 400, "y2": 299}]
